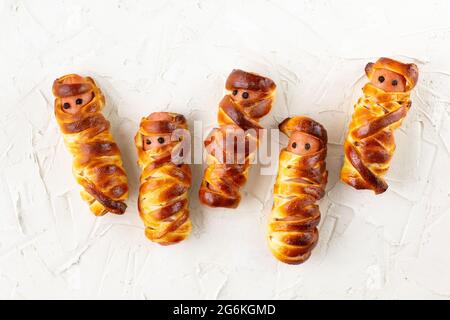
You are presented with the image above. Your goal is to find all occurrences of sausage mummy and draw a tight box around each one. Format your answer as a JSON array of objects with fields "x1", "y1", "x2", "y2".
[
  {"x1": 199, "y1": 69, "x2": 276, "y2": 208},
  {"x1": 341, "y1": 58, "x2": 419, "y2": 194},
  {"x1": 135, "y1": 112, "x2": 192, "y2": 245},
  {"x1": 52, "y1": 74, "x2": 129, "y2": 216},
  {"x1": 268, "y1": 116, "x2": 328, "y2": 265}
]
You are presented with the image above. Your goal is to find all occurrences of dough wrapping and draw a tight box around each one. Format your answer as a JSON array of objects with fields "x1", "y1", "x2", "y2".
[
  {"x1": 135, "y1": 112, "x2": 192, "y2": 245},
  {"x1": 268, "y1": 116, "x2": 328, "y2": 264},
  {"x1": 341, "y1": 58, "x2": 418, "y2": 194},
  {"x1": 53, "y1": 74, "x2": 128, "y2": 216},
  {"x1": 199, "y1": 69, "x2": 276, "y2": 208}
]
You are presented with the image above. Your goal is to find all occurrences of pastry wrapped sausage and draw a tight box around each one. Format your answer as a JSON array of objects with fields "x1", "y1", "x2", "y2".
[
  {"x1": 199, "y1": 69, "x2": 276, "y2": 208},
  {"x1": 268, "y1": 116, "x2": 328, "y2": 264},
  {"x1": 135, "y1": 112, "x2": 192, "y2": 245},
  {"x1": 52, "y1": 74, "x2": 128, "y2": 216},
  {"x1": 341, "y1": 58, "x2": 419, "y2": 194}
]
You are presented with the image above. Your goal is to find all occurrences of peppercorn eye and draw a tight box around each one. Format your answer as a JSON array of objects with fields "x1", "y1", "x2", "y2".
[
  {"x1": 242, "y1": 92, "x2": 249, "y2": 99},
  {"x1": 157, "y1": 137, "x2": 165, "y2": 144},
  {"x1": 287, "y1": 131, "x2": 320, "y2": 156},
  {"x1": 232, "y1": 90, "x2": 238, "y2": 96},
  {"x1": 63, "y1": 103, "x2": 71, "y2": 109},
  {"x1": 76, "y1": 98, "x2": 83, "y2": 105},
  {"x1": 371, "y1": 68, "x2": 406, "y2": 92},
  {"x1": 146, "y1": 139, "x2": 151, "y2": 145}
]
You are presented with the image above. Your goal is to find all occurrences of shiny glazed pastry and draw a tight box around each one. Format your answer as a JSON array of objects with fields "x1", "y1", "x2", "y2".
[
  {"x1": 341, "y1": 58, "x2": 419, "y2": 194},
  {"x1": 268, "y1": 116, "x2": 328, "y2": 265},
  {"x1": 52, "y1": 74, "x2": 128, "y2": 216},
  {"x1": 135, "y1": 112, "x2": 192, "y2": 245},
  {"x1": 199, "y1": 69, "x2": 276, "y2": 208}
]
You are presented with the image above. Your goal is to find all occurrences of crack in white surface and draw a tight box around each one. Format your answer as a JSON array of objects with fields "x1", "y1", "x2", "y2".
[{"x1": 54, "y1": 223, "x2": 113, "y2": 275}]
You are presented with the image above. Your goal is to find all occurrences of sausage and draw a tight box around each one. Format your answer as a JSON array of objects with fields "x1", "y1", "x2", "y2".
[{"x1": 370, "y1": 68, "x2": 406, "y2": 92}]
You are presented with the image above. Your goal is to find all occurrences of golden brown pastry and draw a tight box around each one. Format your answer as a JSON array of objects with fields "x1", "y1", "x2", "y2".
[
  {"x1": 135, "y1": 112, "x2": 192, "y2": 245},
  {"x1": 52, "y1": 74, "x2": 128, "y2": 216},
  {"x1": 199, "y1": 69, "x2": 276, "y2": 208},
  {"x1": 268, "y1": 116, "x2": 328, "y2": 265},
  {"x1": 341, "y1": 58, "x2": 419, "y2": 194}
]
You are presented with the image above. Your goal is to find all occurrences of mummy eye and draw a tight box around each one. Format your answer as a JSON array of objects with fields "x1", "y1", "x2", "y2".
[
  {"x1": 157, "y1": 137, "x2": 165, "y2": 144},
  {"x1": 305, "y1": 143, "x2": 311, "y2": 150},
  {"x1": 232, "y1": 90, "x2": 238, "y2": 96},
  {"x1": 378, "y1": 76, "x2": 385, "y2": 83},
  {"x1": 146, "y1": 139, "x2": 151, "y2": 145},
  {"x1": 63, "y1": 103, "x2": 71, "y2": 109},
  {"x1": 392, "y1": 80, "x2": 398, "y2": 86},
  {"x1": 292, "y1": 142, "x2": 297, "y2": 149},
  {"x1": 76, "y1": 98, "x2": 83, "y2": 105},
  {"x1": 242, "y1": 92, "x2": 249, "y2": 99}
]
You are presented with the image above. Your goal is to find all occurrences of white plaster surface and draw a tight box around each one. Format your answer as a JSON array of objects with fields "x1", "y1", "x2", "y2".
[{"x1": 1, "y1": 0, "x2": 449, "y2": 300}]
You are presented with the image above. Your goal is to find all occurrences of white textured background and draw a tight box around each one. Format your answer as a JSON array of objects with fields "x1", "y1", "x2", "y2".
[{"x1": 1, "y1": 0, "x2": 450, "y2": 300}]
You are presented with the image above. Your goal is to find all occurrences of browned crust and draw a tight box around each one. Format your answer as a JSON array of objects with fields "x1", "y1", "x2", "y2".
[
  {"x1": 62, "y1": 115, "x2": 110, "y2": 135},
  {"x1": 53, "y1": 74, "x2": 129, "y2": 216},
  {"x1": 136, "y1": 112, "x2": 189, "y2": 170},
  {"x1": 53, "y1": 82, "x2": 93, "y2": 98},
  {"x1": 204, "y1": 127, "x2": 255, "y2": 163},
  {"x1": 199, "y1": 70, "x2": 275, "y2": 209},
  {"x1": 145, "y1": 208, "x2": 190, "y2": 246},
  {"x1": 225, "y1": 69, "x2": 276, "y2": 92},
  {"x1": 136, "y1": 114, "x2": 192, "y2": 245},
  {"x1": 140, "y1": 113, "x2": 187, "y2": 135},
  {"x1": 352, "y1": 105, "x2": 408, "y2": 140},
  {"x1": 199, "y1": 162, "x2": 247, "y2": 209},
  {"x1": 341, "y1": 58, "x2": 418, "y2": 195},
  {"x1": 94, "y1": 164, "x2": 126, "y2": 176},
  {"x1": 269, "y1": 116, "x2": 327, "y2": 265},
  {"x1": 151, "y1": 198, "x2": 188, "y2": 220},
  {"x1": 279, "y1": 116, "x2": 328, "y2": 144},
  {"x1": 245, "y1": 98, "x2": 273, "y2": 119},
  {"x1": 80, "y1": 141, "x2": 119, "y2": 157},
  {"x1": 83, "y1": 181, "x2": 127, "y2": 214},
  {"x1": 365, "y1": 57, "x2": 419, "y2": 90},
  {"x1": 344, "y1": 142, "x2": 388, "y2": 194},
  {"x1": 198, "y1": 187, "x2": 240, "y2": 209},
  {"x1": 219, "y1": 96, "x2": 263, "y2": 131}
]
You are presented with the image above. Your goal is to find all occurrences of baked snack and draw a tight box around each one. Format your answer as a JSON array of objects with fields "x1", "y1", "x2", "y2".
[
  {"x1": 268, "y1": 116, "x2": 328, "y2": 264},
  {"x1": 199, "y1": 69, "x2": 276, "y2": 208},
  {"x1": 135, "y1": 112, "x2": 192, "y2": 245},
  {"x1": 52, "y1": 74, "x2": 128, "y2": 216},
  {"x1": 341, "y1": 58, "x2": 419, "y2": 194}
]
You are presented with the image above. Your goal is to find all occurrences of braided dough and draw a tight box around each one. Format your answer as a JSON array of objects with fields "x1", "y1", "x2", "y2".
[
  {"x1": 268, "y1": 117, "x2": 328, "y2": 264},
  {"x1": 341, "y1": 58, "x2": 419, "y2": 194},
  {"x1": 135, "y1": 112, "x2": 192, "y2": 245},
  {"x1": 199, "y1": 69, "x2": 276, "y2": 208},
  {"x1": 53, "y1": 74, "x2": 128, "y2": 216}
]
